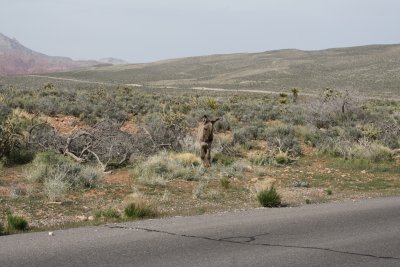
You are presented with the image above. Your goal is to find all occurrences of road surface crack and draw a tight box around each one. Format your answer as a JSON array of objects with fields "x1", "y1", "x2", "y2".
[{"x1": 105, "y1": 224, "x2": 400, "y2": 261}]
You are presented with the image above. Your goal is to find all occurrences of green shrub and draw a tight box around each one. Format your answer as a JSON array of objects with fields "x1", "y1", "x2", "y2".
[
  {"x1": 220, "y1": 177, "x2": 231, "y2": 189},
  {"x1": 33, "y1": 150, "x2": 62, "y2": 165},
  {"x1": 94, "y1": 210, "x2": 103, "y2": 219},
  {"x1": 279, "y1": 93, "x2": 288, "y2": 98},
  {"x1": 359, "y1": 123, "x2": 380, "y2": 140},
  {"x1": 326, "y1": 188, "x2": 333, "y2": 195},
  {"x1": 204, "y1": 97, "x2": 218, "y2": 110},
  {"x1": 101, "y1": 208, "x2": 121, "y2": 219},
  {"x1": 0, "y1": 102, "x2": 12, "y2": 122},
  {"x1": 0, "y1": 222, "x2": 4, "y2": 235},
  {"x1": 295, "y1": 125, "x2": 318, "y2": 146},
  {"x1": 3, "y1": 149, "x2": 35, "y2": 166},
  {"x1": 7, "y1": 213, "x2": 28, "y2": 232},
  {"x1": 257, "y1": 187, "x2": 281, "y2": 207},
  {"x1": 124, "y1": 203, "x2": 157, "y2": 219},
  {"x1": 275, "y1": 152, "x2": 290, "y2": 165},
  {"x1": 250, "y1": 154, "x2": 274, "y2": 166}
]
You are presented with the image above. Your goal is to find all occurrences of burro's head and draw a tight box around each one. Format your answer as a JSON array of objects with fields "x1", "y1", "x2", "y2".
[{"x1": 201, "y1": 115, "x2": 220, "y2": 125}]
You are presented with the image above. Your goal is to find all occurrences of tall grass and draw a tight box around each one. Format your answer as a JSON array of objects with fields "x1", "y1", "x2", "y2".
[
  {"x1": 257, "y1": 187, "x2": 282, "y2": 207},
  {"x1": 134, "y1": 152, "x2": 202, "y2": 185}
]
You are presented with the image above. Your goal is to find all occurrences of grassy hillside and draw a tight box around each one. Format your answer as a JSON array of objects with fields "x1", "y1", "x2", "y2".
[{"x1": 46, "y1": 44, "x2": 400, "y2": 97}]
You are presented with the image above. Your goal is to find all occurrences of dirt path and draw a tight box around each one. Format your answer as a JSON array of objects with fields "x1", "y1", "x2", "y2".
[
  {"x1": 27, "y1": 75, "x2": 316, "y2": 97},
  {"x1": 27, "y1": 74, "x2": 400, "y2": 101},
  {"x1": 27, "y1": 75, "x2": 115, "y2": 86}
]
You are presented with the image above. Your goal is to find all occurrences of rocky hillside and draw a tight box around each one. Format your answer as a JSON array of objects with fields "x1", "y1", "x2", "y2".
[{"x1": 0, "y1": 33, "x2": 99, "y2": 75}]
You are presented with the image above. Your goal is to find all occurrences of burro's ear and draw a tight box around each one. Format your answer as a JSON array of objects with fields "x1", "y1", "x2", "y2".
[
  {"x1": 202, "y1": 115, "x2": 208, "y2": 124},
  {"x1": 211, "y1": 118, "x2": 220, "y2": 124}
]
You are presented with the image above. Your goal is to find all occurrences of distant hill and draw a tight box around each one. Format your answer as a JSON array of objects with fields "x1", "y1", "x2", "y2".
[
  {"x1": 0, "y1": 33, "x2": 99, "y2": 75},
  {"x1": 98, "y1": 58, "x2": 129, "y2": 65},
  {"x1": 53, "y1": 44, "x2": 400, "y2": 96}
]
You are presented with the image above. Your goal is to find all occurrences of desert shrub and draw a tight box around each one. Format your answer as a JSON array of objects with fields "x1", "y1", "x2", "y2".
[
  {"x1": 0, "y1": 102, "x2": 12, "y2": 122},
  {"x1": 7, "y1": 213, "x2": 28, "y2": 232},
  {"x1": 124, "y1": 203, "x2": 157, "y2": 219},
  {"x1": 179, "y1": 134, "x2": 198, "y2": 154},
  {"x1": 43, "y1": 167, "x2": 71, "y2": 202},
  {"x1": 28, "y1": 151, "x2": 102, "y2": 200},
  {"x1": 257, "y1": 187, "x2": 281, "y2": 207},
  {"x1": 265, "y1": 126, "x2": 302, "y2": 157},
  {"x1": 212, "y1": 152, "x2": 235, "y2": 166},
  {"x1": 214, "y1": 117, "x2": 231, "y2": 132},
  {"x1": 250, "y1": 154, "x2": 274, "y2": 166},
  {"x1": 0, "y1": 110, "x2": 28, "y2": 159},
  {"x1": 220, "y1": 177, "x2": 231, "y2": 189},
  {"x1": 232, "y1": 127, "x2": 248, "y2": 145},
  {"x1": 192, "y1": 182, "x2": 206, "y2": 199},
  {"x1": 274, "y1": 152, "x2": 290, "y2": 165},
  {"x1": 377, "y1": 116, "x2": 400, "y2": 149},
  {"x1": 231, "y1": 160, "x2": 251, "y2": 173},
  {"x1": 279, "y1": 93, "x2": 288, "y2": 98},
  {"x1": 26, "y1": 152, "x2": 56, "y2": 183},
  {"x1": 3, "y1": 149, "x2": 35, "y2": 166},
  {"x1": 100, "y1": 208, "x2": 121, "y2": 219},
  {"x1": 9, "y1": 183, "x2": 27, "y2": 199},
  {"x1": 202, "y1": 97, "x2": 219, "y2": 110},
  {"x1": 141, "y1": 112, "x2": 187, "y2": 152},
  {"x1": 28, "y1": 151, "x2": 103, "y2": 188},
  {"x1": 26, "y1": 163, "x2": 49, "y2": 184},
  {"x1": 305, "y1": 88, "x2": 362, "y2": 128},
  {"x1": 134, "y1": 152, "x2": 199, "y2": 185},
  {"x1": 32, "y1": 150, "x2": 62, "y2": 166},
  {"x1": 326, "y1": 188, "x2": 333, "y2": 195},
  {"x1": 317, "y1": 135, "x2": 353, "y2": 158},
  {"x1": 359, "y1": 123, "x2": 380, "y2": 141},
  {"x1": 294, "y1": 125, "x2": 319, "y2": 146},
  {"x1": 250, "y1": 152, "x2": 292, "y2": 166},
  {"x1": 171, "y1": 152, "x2": 201, "y2": 167},
  {"x1": 279, "y1": 97, "x2": 288, "y2": 104},
  {"x1": 0, "y1": 221, "x2": 5, "y2": 235},
  {"x1": 350, "y1": 143, "x2": 393, "y2": 162},
  {"x1": 79, "y1": 166, "x2": 104, "y2": 188},
  {"x1": 213, "y1": 136, "x2": 241, "y2": 157},
  {"x1": 292, "y1": 180, "x2": 310, "y2": 188},
  {"x1": 233, "y1": 126, "x2": 257, "y2": 145}
]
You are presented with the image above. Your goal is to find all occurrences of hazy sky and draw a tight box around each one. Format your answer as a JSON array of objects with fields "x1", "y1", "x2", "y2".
[{"x1": 1, "y1": 0, "x2": 399, "y2": 63}]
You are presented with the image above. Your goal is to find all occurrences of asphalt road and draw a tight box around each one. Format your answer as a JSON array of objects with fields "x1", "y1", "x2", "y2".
[{"x1": 1, "y1": 197, "x2": 400, "y2": 267}]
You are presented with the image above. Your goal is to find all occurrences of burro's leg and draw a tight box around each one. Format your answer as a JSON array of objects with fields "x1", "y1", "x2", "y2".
[
  {"x1": 205, "y1": 143, "x2": 212, "y2": 167},
  {"x1": 200, "y1": 142, "x2": 208, "y2": 167}
]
